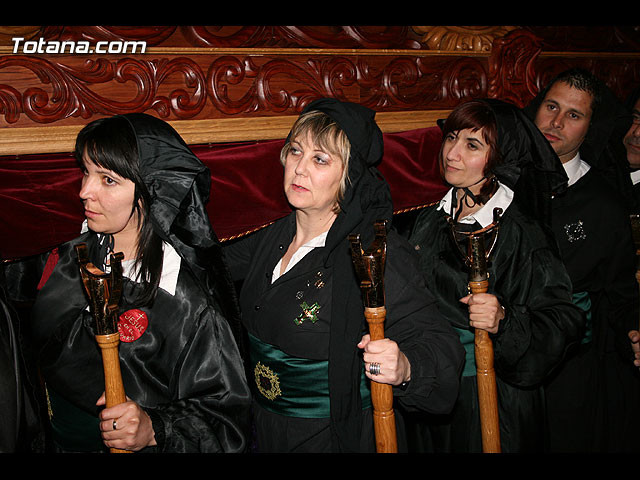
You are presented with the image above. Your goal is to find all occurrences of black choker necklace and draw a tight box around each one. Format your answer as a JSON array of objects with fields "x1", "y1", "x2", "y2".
[{"x1": 451, "y1": 176, "x2": 487, "y2": 222}]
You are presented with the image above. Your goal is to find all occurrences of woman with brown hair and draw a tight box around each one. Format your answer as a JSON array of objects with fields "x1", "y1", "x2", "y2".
[{"x1": 406, "y1": 99, "x2": 584, "y2": 452}]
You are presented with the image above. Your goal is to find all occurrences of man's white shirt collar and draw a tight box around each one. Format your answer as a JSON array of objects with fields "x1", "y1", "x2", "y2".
[{"x1": 562, "y1": 153, "x2": 590, "y2": 187}]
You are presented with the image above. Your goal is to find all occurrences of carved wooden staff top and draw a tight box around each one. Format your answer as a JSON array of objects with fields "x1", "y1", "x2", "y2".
[
  {"x1": 349, "y1": 220, "x2": 398, "y2": 453},
  {"x1": 349, "y1": 221, "x2": 387, "y2": 308},
  {"x1": 75, "y1": 243, "x2": 124, "y2": 336},
  {"x1": 448, "y1": 207, "x2": 502, "y2": 453}
]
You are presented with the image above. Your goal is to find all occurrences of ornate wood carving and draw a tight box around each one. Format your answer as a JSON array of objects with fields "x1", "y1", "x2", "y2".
[
  {"x1": 0, "y1": 26, "x2": 639, "y2": 155},
  {"x1": 488, "y1": 29, "x2": 543, "y2": 108},
  {"x1": 414, "y1": 26, "x2": 518, "y2": 52},
  {"x1": 0, "y1": 52, "x2": 491, "y2": 127}
]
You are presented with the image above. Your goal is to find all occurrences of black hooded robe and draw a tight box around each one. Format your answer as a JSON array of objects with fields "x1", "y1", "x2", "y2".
[
  {"x1": 4, "y1": 113, "x2": 251, "y2": 453},
  {"x1": 408, "y1": 200, "x2": 583, "y2": 452}
]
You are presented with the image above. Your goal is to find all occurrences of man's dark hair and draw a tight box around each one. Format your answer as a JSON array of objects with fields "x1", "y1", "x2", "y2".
[{"x1": 547, "y1": 67, "x2": 603, "y2": 116}]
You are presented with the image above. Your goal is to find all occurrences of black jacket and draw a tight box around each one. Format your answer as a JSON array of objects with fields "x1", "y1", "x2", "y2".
[{"x1": 225, "y1": 211, "x2": 465, "y2": 451}]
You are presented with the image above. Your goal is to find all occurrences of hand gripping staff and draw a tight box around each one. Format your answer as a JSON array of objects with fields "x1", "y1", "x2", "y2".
[
  {"x1": 349, "y1": 220, "x2": 398, "y2": 453},
  {"x1": 448, "y1": 207, "x2": 503, "y2": 453},
  {"x1": 75, "y1": 243, "x2": 130, "y2": 454}
]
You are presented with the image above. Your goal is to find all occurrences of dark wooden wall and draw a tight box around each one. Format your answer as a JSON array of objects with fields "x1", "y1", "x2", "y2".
[{"x1": 1, "y1": 25, "x2": 639, "y2": 155}]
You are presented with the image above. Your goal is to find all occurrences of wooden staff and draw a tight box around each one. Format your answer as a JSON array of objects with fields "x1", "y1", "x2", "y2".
[
  {"x1": 349, "y1": 220, "x2": 397, "y2": 453},
  {"x1": 449, "y1": 208, "x2": 502, "y2": 453},
  {"x1": 75, "y1": 243, "x2": 130, "y2": 454}
]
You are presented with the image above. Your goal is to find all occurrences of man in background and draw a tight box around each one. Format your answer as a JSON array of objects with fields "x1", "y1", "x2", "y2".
[{"x1": 524, "y1": 68, "x2": 640, "y2": 453}]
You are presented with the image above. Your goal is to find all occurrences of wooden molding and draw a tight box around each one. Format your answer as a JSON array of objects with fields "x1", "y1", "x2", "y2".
[{"x1": 0, "y1": 109, "x2": 451, "y2": 156}]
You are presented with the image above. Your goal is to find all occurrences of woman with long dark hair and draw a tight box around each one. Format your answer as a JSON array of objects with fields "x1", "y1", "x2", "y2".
[{"x1": 4, "y1": 113, "x2": 251, "y2": 453}]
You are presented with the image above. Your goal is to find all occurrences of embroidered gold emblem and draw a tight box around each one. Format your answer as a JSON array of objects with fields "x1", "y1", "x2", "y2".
[
  {"x1": 254, "y1": 362, "x2": 282, "y2": 401},
  {"x1": 294, "y1": 301, "x2": 321, "y2": 325},
  {"x1": 564, "y1": 220, "x2": 586, "y2": 243}
]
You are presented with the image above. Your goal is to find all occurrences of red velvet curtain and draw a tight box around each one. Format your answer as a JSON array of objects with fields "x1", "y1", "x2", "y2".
[{"x1": 0, "y1": 126, "x2": 446, "y2": 260}]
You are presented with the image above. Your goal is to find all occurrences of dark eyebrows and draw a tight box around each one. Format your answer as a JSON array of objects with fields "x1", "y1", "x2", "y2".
[
  {"x1": 463, "y1": 133, "x2": 486, "y2": 147},
  {"x1": 449, "y1": 129, "x2": 487, "y2": 148},
  {"x1": 543, "y1": 97, "x2": 588, "y2": 118}
]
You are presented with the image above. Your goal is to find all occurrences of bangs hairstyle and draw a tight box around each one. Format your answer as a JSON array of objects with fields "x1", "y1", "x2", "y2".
[
  {"x1": 440, "y1": 100, "x2": 502, "y2": 204},
  {"x1": 74, "y1": 115, "x2": 163, "y2": 307},
  {"x1": 280, "y1": 110, "x2": 351, "y2": 212}
]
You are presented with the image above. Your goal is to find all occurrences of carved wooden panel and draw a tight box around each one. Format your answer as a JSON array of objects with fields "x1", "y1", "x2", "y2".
[
  {"x1": 0, "y1": 52, "x2": 493, "y2": 127},
  {"x1": 0, "y1": 26, "x2": 638, "y2": 155}
]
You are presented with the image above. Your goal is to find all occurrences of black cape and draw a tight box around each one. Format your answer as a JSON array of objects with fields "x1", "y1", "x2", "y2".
[{"x1": 409, "y1": 201, "x2": 583, "y2": 451}]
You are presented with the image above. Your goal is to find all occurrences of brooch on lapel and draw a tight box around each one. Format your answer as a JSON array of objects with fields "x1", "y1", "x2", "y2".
[
  {"x1": 293, "y1": 271, "x2": 325, "y2": 325},
  {"x1": 294, "y1": 301, "x2": 321, "y2": 326},
  {"x1": 564, "y1": 220, "x2": 586, "y2": 243}
]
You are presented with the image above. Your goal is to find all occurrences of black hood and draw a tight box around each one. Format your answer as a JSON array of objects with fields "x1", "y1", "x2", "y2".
[
  {"x1": 120, "y1": 113, "x2": 241, "y2": 341},
  {"x1": 122, "y1": 113, "x2": 215, "y2": 255},
  {"x1": 484, "y1": 99, "x2": 568, "y2": 227}
]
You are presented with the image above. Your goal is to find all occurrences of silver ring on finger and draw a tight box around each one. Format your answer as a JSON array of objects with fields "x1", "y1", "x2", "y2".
[
  {"x1": 369, "y1": 362, "x2": 381, "y2": 375},
  {"x1": 112, "y1": 419, "x2": 118, "y2": 431}
]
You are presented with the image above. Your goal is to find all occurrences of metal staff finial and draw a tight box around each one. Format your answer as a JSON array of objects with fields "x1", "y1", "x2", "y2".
[
  {"x1": 75, "y1": 243, "x2": 124, "y2": 335},
  {"x1": 447, "y1": 207, "x2": 503, "y2": 280},
  {"x1": 349, "y1": 220, "x2": 387, "y2": 308}
]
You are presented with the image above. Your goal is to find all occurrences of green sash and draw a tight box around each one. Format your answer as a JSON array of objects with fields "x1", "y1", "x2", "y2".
[
  {"x1": 454, "y1": 327, "x2": 477, "y2": 377},
  {"x1": 249, "y1": 333, "x2": 371, "y2": 418},
  {"x1": 572, "y1": 291, "x2": 592, "y2": 344}
]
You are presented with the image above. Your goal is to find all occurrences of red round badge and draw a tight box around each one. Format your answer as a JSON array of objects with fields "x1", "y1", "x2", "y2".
[{"x1": 118, "y1": 309, "x2": 148, "y2": 342}]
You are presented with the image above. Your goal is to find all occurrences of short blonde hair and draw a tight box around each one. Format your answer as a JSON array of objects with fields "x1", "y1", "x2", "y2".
[{"x1": 280, "y1": 110, "x2": 351, "y2": 212}]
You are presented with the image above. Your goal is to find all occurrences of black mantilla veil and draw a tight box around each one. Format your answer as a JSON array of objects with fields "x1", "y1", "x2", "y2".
[
  {"x1": 291, "y1": 98, "x2": 392, "y2": 452},
  {"x1": 523, "y1": 74, "x2": 637, "y2": 213},
  {"x1": 85, "y1": 113, "x2": 243, "y2": 348}
]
